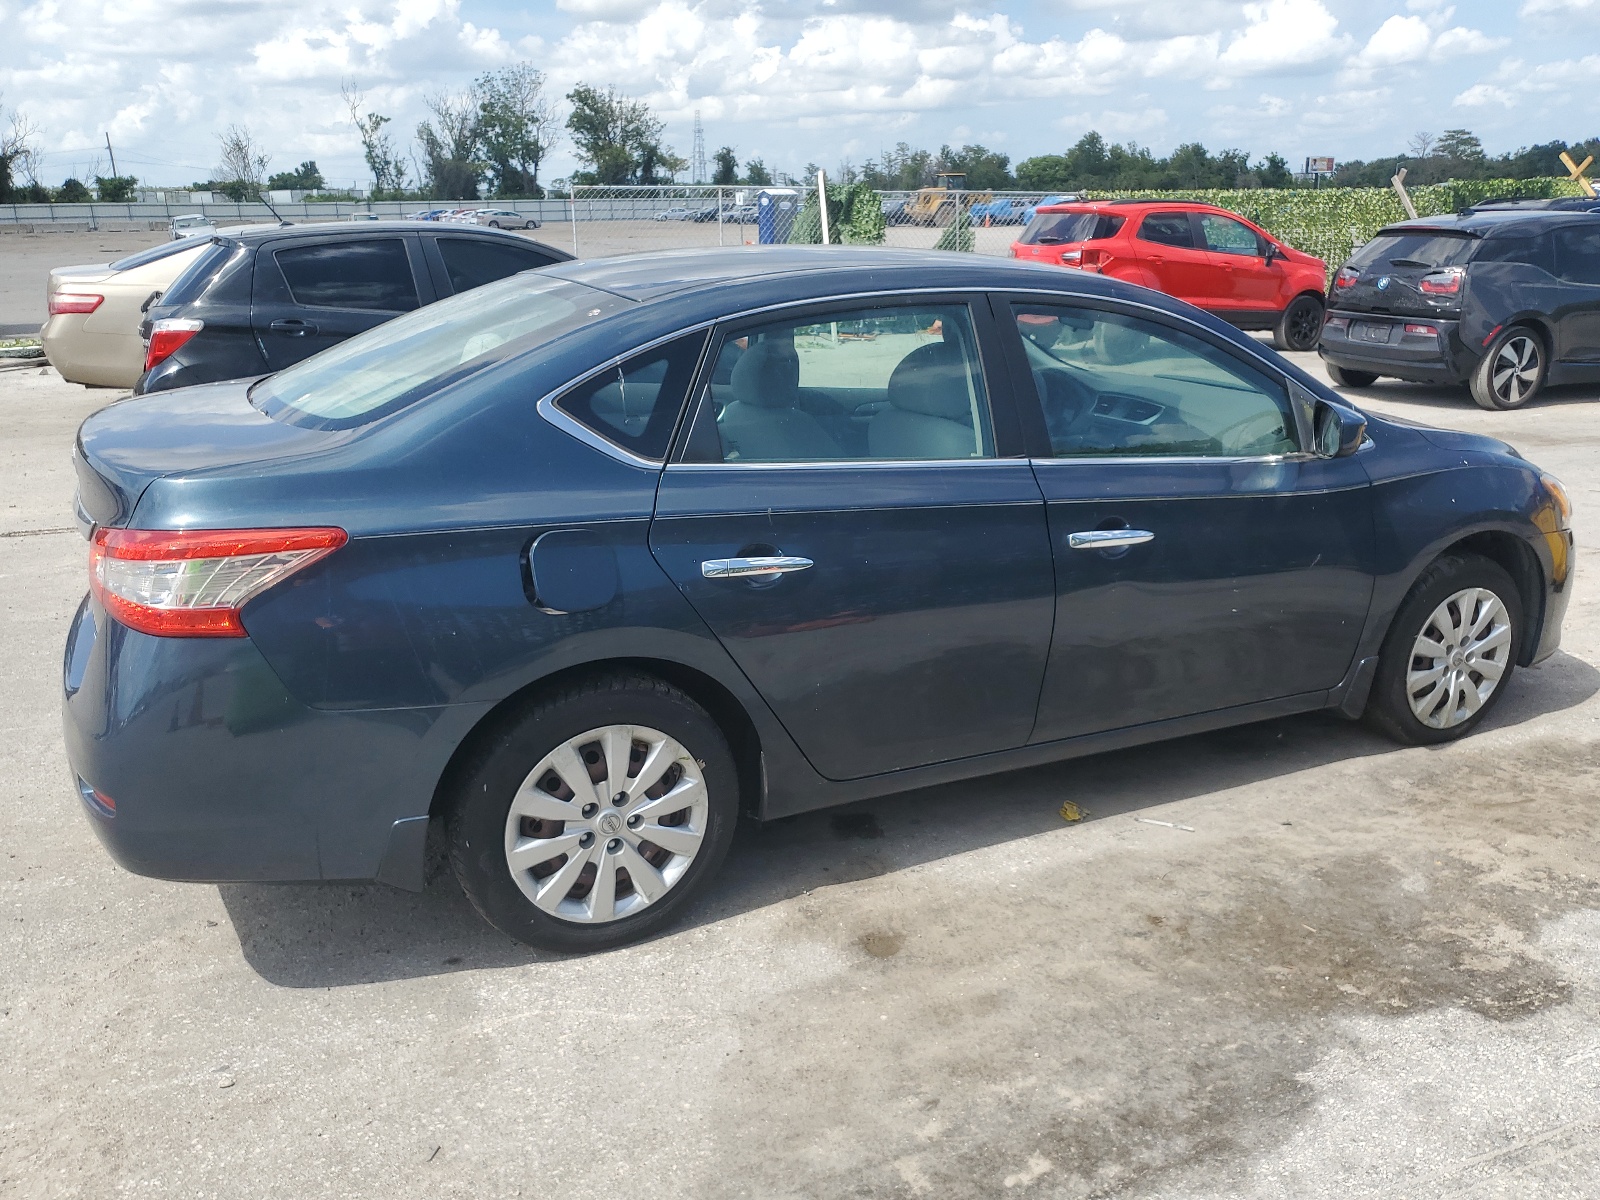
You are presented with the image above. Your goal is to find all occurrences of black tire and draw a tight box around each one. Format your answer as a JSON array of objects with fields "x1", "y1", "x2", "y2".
[
  {"x1": 1364, "y1": 554, "x2": 1522, "y2": 746},
  {"x1": 447, "y1": 673, "x2": 740, "y2": 952},
  {"x1": 1327, "y1": 364, "x2": 1380, "y2": 388},
  {"x1": 488, "y1": 221, "x2": 502, "y2": 229},
  {"x1": 1272, "y1": 294, "x2": 1324, "y2": 352},
  {"x1": 1471, "y1": 325, "x2": 1547, "y2": 410}
]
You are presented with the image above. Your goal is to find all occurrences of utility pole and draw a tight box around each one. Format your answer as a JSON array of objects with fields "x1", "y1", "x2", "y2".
[
  {"x1": 691, "y1": 111, "x2": 707, "y2": 185},
  {"x1": 105, "y1": 133, "x2": 118, "y2": 178}
]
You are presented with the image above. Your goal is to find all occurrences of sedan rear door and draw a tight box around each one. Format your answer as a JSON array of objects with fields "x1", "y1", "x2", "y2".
[
  {"x1": 252, "y1": 234, "x2": 433, "y2": 370},
  {"x1": 997, "y1": 296, "x2": 1376, "y2": 741},
  {"x1": 648, "y1": 296, "x2": 1056, "y2": 781}
]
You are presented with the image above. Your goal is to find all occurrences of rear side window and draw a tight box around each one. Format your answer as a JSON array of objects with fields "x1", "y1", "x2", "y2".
[
  {"x1": 274, "y1": 239, "x2": 419, "y2": 311},
  {"x1": 1138, "y1": 213, "x2": 1195, "y2": 249},
  {"x1": 1472, "y1": 234, "x2": 1554, "y2": 273},
  {"x1": 159, "y1": 241, "x2": 239, "y2": 307},
  {"x1": 554, "y1": 332, "x2": 707, "y2": 460},
  {"x1": 437, "y1": 237, "x2": 554, "y2": 293},
  {"x1": 1019, "y1": 212, "x2": 1124, "y2": 245},
  {"x1": 1349, "y1": 231, "x2": 1477, "y2": 271},
  {"x1": 1553, "y1": 226, "x2": 1600, "y2": 285}
]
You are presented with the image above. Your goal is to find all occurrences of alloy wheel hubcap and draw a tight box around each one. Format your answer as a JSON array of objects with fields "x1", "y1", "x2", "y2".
[
  {"x1": 1406, "y1": 587, "x2": 1512, "y2": 729},
  {"x1": 1491, "y1": 336, "x2": 1540, "y2": 405},
  {"x1": 503, "y1": 724, "x2": 708, "y2": 924},
  {"x1": 1290, "y1": 304, "x2": 1320, "y2": 345}
]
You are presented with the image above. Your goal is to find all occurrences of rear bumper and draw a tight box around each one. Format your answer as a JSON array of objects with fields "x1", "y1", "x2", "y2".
[
  {"x1": 62, "y1": 596, "x2": 485, "y2": 885},
  {"x1": 1318, "y1": 313, "x2": 1471, "y2": 384}
]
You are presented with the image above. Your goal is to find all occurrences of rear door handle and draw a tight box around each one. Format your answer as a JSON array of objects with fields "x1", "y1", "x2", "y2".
[
  {"x1": 1068, "y1": 529, "x2": 1155, "y2": 550},
  {"x1": 269, "y1": 319, "x2": 317, "y2": 336},
  {"x1": 701, "y1": 556, "x2": 813, "y2": 579}
]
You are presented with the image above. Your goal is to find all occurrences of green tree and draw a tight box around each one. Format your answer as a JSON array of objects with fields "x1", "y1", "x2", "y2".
[
  {"x1": 215, "y1": 124, "x2": 269, "y2": 200},
  {"x1": 937, "y1": 144, "x2": 1013, "y2": 190},
  {"x1": 1437, "y1": 129, "x2": 1485, "y2": 163},
  {"x1": 711, "y1": 146, "x2": 738, "y2": 186},
  {"x1": 343, "y1": 84, "x2": 408, "y2": 197},
  {"x1": 861, "y1": 142, "x2": 933, "y2": 190},
  {"x1": 743, "y1": 158, "x2": 773, "y2": 186},
  {"x1": 55, "y1": 177, "x2": 92, "y2": 202},
  {"x1": 565, "y1": 83, "x2": 676, "y2": 185},
  {"x1": 416, "y1": 90, "x2": 484, "y2": 199},
  {"x1": 477, "y1": 64, "x2": 558, "y2": 198},
  {"x1": 0, "y1": 96, "x2": 40, "y2": 202},
  {"x1": 1254, "y1": 152, "x2": 1293, "y2": 188},
  {"x1": 94, "y1": 174, "x2": 138, "y2": 201},
  {"x1": 266, "y1": 161, "x2": 325, "y2": 191}
]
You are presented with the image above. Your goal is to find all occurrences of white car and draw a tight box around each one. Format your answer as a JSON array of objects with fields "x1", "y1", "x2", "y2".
[
  {"x1": 475, "y1": 209, "x2": 541, "y2": 230},
  {"x1": 168, "y1": 214, "x2": 216, "y2": 240}
]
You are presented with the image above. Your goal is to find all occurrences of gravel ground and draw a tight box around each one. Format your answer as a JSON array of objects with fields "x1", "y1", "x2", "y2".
[{"x1": 0, "y1": 347, "x2": 1596, "y2": 1198}]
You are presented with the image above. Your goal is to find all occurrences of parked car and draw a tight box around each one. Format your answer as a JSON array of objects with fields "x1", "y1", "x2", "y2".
[
  {"x1": 349, "y1": 212, "x2": 381, "y2": 222},
  {"x1": 135, "y1": 221, "x2": 573, "y2": 394},
  {"x1": 43, "y1": 240, "x2": 214, "y2": 387},
  {"x1": 723, "y1": 204, "x2": 758, "y2": 224},
  {"x1": 475, "y1": 209, "x2": 541, "y2": 230},
  {"x1": 969, "y1": 196, "x2": 1029, "y2": 225},
  {"x1": 1320, "y1": 208, "x2": 1600, "y2": 410},
  {"x1": 66, "y1": 247, "x2": 1573, "y2": 952},
  {"x1": 1011, "y1": 199, "x2": 1329, "y2": 351},
  {"x1": 408, "y1": 209, "x2": 450, "y2": 221},
  {"x1": 653, "y1": 206, "x2": 715, "y2": 222},
  {"x1": 169, "y1": 214, "x2": 216, "y2": 240}
]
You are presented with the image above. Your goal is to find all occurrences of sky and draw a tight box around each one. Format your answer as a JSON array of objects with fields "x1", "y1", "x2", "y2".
[{"x1": 1, "y1": 0, "x2": 1595, "y2": 190}]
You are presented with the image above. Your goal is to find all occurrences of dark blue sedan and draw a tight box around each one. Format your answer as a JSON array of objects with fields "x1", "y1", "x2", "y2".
[{"x1": 64, "y1": 248, "x2": 1575, "y2": 951}]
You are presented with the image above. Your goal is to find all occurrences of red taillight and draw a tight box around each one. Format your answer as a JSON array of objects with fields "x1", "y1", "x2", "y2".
[
  {"x1": 1405, "y1": 323, "x2": 1438, "y2": 337},
  {"x1": 89, "y1": 526, "x2": 347, "y2": 638},
  {"x1": 1419, "y1": 268, "x2": 1463, "y2": 295},
  {"x1": 50, "y1": 292, "x2": 104, "y2": 315},
  {"x1": 143, "y1": 318, "x2": 204, "y2": 372},
  {"x1": 1334, "y1": 267, "x2": 1360, "y2": 289}
]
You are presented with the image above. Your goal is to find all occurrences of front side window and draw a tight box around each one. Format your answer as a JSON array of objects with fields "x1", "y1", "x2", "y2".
[
  {"x1": 1011, "y1": 303, "x2": 1297, "y2": 459},
  {"x1": 1553, "y1": 226, "x2": 1600, "y2": 285},
  {"x1": 1199, "y1": 213, "x2": 1262, "y2": 256},
  {"x1": 1138, "y1": 212, "x2": 1195, "y2": 249},
  {"x1": 686, "y1": 303, "x2": 994, "y2": 463},
  {"x1": 437, "y1": 237, "x2": 555, "y2": 293},
  {"x1": 274, "y1": 239, "x2": 419, "y2": 311},
  {"x1": 554, "y1": 333, "x2": 707, "y2": 460}
]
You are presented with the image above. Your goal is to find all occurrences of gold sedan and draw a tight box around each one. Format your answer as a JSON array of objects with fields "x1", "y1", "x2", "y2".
[{"x1": 42, "y1": 241, "x2": 210, "y2": 388}]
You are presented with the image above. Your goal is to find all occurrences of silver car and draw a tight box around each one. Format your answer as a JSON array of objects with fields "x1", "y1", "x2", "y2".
[{"x1": 475, "y1": 209, "x2": 540, "y2": 230}]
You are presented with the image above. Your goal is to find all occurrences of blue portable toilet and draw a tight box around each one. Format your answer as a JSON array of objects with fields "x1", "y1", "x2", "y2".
[{"x1": 756, "y1": 189, "x2": 800, "y2": 244}]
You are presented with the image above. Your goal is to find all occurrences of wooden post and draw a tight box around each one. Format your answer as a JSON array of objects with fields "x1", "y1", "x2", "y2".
[
  {"x1": 1390, "y1": 167, "x2": 1418, "y2": 220},
  {"x1": 817, "y1": 170, "x2": 831, "y2": 245},
  {"x1": 1560, "y1": 151, "x2": 1596, "y2": 199}
]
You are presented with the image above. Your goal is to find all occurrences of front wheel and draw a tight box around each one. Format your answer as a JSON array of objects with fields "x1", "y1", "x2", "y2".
[
  {"x1": 448, "y1": 674, "x2": 740, "y2": 952},
  {"x1": 1365, "y1": 554, "x2": 1521, "y2": 746},
  {"x1": 1272, "y1": 294, "x2": 1324, "y2": 352},
  {"x1": 1327, "y1": 364, "x2": 1380, "y2": 388},
  {"x1": 1471, "y1": 327, "x2": 1547, "y2": 410}
]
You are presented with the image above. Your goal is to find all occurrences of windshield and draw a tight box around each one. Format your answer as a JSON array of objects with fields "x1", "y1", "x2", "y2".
[
  {"x1": 250, "y1": 273, "x2": 630, "y2": 429},
  {"x1": 110, "y1": 241, "x2": 202, "y2": 272},
  {"x1": 1349, "y1": 231, "x2": 1477, "y2": 271},
  {"x1": 1019, "y1": 212, "x2": 1124, "y2": 245}
]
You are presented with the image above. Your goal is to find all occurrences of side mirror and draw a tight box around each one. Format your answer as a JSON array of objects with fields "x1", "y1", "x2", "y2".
[
  {"x1": 1314, "y1": 399, "x2": 1366, "y2": 458},
  {"x1": 1263, "y1": 242, "x2": 1282, "y2": 264}
]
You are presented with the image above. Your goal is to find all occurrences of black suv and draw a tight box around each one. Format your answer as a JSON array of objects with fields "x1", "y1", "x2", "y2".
[
  {"x1": 136, "y1": 222, "x2": 573, "y2": 394},
  {"x1": 1319, "y1": 207, "x2": 1600, "y2": 410}
]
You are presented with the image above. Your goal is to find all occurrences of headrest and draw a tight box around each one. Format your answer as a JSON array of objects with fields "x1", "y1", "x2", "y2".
[
  {"x1": 886, "y1": 342, "x2": 974, "y2": 423},
  {"x1": 728, "y1": 335, "x2": 800, "y2": 409}
]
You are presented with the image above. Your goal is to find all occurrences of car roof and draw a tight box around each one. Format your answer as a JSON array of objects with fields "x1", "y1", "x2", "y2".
[
  {"x1": 1375, "y1": 209, "x2": 1600, "y2": 238},
  {"x1": 209, "y1": 221, "x2": 574, "y2": 258},
  {"x1": 1034, "y1": 198, "x2": 1211, "y2": 215}
]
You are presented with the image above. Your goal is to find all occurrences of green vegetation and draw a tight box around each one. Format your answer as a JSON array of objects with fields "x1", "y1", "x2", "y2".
[
  {"x1": 266, "y1": 161, "x2": 325, "y2": 191},
  {"x1": 565, "y1": 83, "x2": 684, "y2": 186},
  {"x1": 789, "y1": 182, "x2": 887, "y2": 245}
]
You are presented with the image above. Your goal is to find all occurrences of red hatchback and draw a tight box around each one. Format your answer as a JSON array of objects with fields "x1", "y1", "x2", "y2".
[{"x1": 1010, "y1": 200, "x2": 1328, "y2": 351}]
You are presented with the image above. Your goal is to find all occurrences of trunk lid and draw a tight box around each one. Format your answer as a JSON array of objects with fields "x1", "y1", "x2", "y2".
[{"x1": 73, "y1": 380, "x2": 341, "y2": 528}]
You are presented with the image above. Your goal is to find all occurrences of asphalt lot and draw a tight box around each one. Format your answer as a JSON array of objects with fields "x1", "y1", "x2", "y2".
[{"x1": 2, "y1": 329, "x2": 1598, "y2": 1195}]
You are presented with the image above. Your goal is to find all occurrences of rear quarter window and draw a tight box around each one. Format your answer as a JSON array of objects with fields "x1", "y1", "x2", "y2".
[
  {"x1": 158, "y1": 241, "x2": 241, "y2": 307},
  {"x1": 437, "y1": 237, "x2": 557, "y2": 293},
  {"x1": 1471, "y1": 234, "x2": 1554, "y2": 273},
  {"x1": 1020, "y1": 212, "x2": 1125, "y2": 245}
]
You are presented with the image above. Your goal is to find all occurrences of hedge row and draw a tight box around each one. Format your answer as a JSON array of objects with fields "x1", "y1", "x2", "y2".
[{"x1": 1081, "y1": 177, "x2": 1587, "y2": 267}]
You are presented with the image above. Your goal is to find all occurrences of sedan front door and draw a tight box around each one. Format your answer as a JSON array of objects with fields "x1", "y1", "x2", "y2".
[
  {"x1": 999, "y1": 297, "x2": 1377, "y2": 742},
  {"x1": 649, "y1": 297, "x2": 1056, "y2": 781},
  {"x1": 1134, "y1": 211, "x2": 1226, "y2": 306}
]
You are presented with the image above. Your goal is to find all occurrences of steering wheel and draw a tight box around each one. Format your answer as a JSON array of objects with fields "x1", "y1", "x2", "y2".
[{"x1": 1036, "y1": 367, "x2": 1097, "y2": 446}]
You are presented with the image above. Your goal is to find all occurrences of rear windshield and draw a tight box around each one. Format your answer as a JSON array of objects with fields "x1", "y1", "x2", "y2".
[
  {"x1": 109, "y1": 241, "x2": 202, "y2": 272},
  {"x1": 159, "y1": 241, "x2": 240, "y2": 307},
  {"x1": 249, "y1": 273, "x2": 631, "y2": 430},
  {"x1": 1020, "y1": 212, "x2": 1125, "y2": 245},
  {"x1": 1348, "y1": 231, "x2": 1478, "y2": 271}
]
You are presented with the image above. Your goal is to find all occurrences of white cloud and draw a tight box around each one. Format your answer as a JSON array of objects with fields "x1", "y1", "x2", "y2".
[
  {"x1": 1454, "y1": 83, "x2": 1514, "y2": 107},
  {"x1": 1519, "y1": 0, "x2": 1599, "y2": 14},
  {"x1": 1219, "y1": 0, "x2": 1349, "y2": 72}
]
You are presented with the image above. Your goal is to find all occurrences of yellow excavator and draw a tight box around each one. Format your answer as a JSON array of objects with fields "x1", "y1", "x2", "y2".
[{"x1": 899, "y1": 173, "x2": 993, "y2": 227}]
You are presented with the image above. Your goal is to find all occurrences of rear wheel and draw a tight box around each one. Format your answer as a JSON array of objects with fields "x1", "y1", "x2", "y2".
[
  {"x1": 1327, "y1": 364, "x2": 1380, "y2": 388},
  {"x1": 1272, "y1": 294, "x2": 1324, "y2": 352},
  {"x1": 448, "y1": 674, "x2": 739, "y2": 952},
  {"x1": 1365, "y1": 554, "x2": 1521, "y2": 746},
  {"x1": 489, "y1": 220, "x2": 503, "y2": 229},
  {"x1": 1471, "y1": 326, "x2": 1547, "y2": 410}
]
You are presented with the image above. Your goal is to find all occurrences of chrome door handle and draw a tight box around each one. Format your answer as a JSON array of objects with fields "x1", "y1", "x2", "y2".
[
  {"x1": 701, "y1": 556, "x2": 814, "y2": 579},
  {"x1": 1068, "y1": 529, "x2": 1155, "y2": 550}
]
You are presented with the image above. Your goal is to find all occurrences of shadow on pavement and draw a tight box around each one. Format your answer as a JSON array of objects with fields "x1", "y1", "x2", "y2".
[{"x1": 220, "y1": 648, "x2": 1599, "y2": 989}]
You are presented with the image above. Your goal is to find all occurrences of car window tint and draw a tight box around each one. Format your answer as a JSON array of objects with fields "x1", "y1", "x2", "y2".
[
  {"x1": 1199, "y1": 214, "x2": 1261, "y2": 256},
  {"x1": 274, "y1": 239, "x2": 419, "y2": 311},
  {"x1": 1349, "y1": 231, "x2": 1476, "y2": 270},
  {"x1": 554, "y1": 333, "x2": 707, "y2": 460},
  {"x1": 687, "y1": 303, "x2": 994, "y2": 463},
  {"x1": 437, "y1": 237, "x2": 552, "y2": 292},
  {"x1": 159, "y1": 241, "x2": 240, "y2": 307},
  {"x1": 1011, "y1": 303, "x2": 1296, "y2": 459},
  {"x1": 1472, "y1": 234, "x2": 1554, "y2": 273},
  {"x1": 1020, "y1": 212, "x2": 1124, "y2": 245},
  {"x1": 1137, "y1": 213, "x2": 1195, "y2": 249},
  {"x1": 1553, "y1": 226, "x2": 1600, "y2": 285}
]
